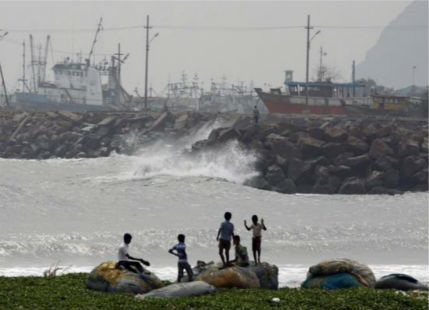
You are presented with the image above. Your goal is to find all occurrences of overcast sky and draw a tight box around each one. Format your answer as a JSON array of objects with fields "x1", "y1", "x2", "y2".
[{"x1": 0, "y1": 1, "x2": 420, "y2": 95}]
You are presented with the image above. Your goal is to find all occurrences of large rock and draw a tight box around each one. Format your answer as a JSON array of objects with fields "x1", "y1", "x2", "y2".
[
  {"x1": 274, "y1": 178, "x2": 297, "y2": 194},
  {"x1": 366, "y1": 170, "x2": 385, "y2": 189},
  {"x1": 287, "y1": 158, "x2": 313, "y2": 184},
  {"x1": 265, "y1": 133, "x2": 300, "y2": 159},
  {"x1": 324, "y1": 127, "x2": 348, "y2": 143},
  {"x1": 398, "y1": 139, "x2": 420, "y2": 157},
  {"x1": 301, "y1": 259, "x2": 376, "y2": 289},
  {"x1": 244, "y1": 175, "x2": 270, "y2": 190},
  {"x1": 338, "y1": 154, "x2": 371, "y2": 173},
  {"x1": 86, "y1": 261, "x2": 163, "y2": 294},
  {"x1": 322, "y1": 142, "x2": 346, "y2": 159},
  {"x1": 195, "y1": 265, "x2": 260, "y2": 289},
  {"x1": 265, "y1": 165, "x2": 285, "y2": 186},
  {"x1": 375, "y1": 274, "x2": 429, "y2": 291},
  {"x1": 369, "y1": 138, "x2": 394, "y2": 160},
  {"x1": 338, "y1": 177, "x2": 366, "y2": 194},
  {"x1": 400, "y1": 155, "x2": 427, "y2": 179},
  {"x1": 217, "y1": 128, "x2": 240, "y2": 143},
  {"x1": 299, "y1": 136, "x2": 324, "y2": 158},
  {"x1": 135, "y1": 281, "x2": 216, "y2": 299},
  {"x1": 195, "y1": 262, "x2": 278, "y2": 290},
  {"x1": 345, "y1": 136, "x2": 368, "y2": 155}
]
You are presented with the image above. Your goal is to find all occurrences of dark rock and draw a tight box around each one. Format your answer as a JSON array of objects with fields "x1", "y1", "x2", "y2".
[
  {"x1": 313, "y1": 175, "x2": 341, "y2": 194},
  {"x1": 329, "y1": 165, "x2": 353, "y2": 178},
  {"x1": 368, "y1": 187, "x2": 403, "y2": 195},
  {"x1": 324, "y1": 127, "x2": 348, "y2": 143},
  {"x1": 299, "y1": 136, "x2": 324, "y2": 158},
  {"x1": 148, "y1": 112, "x2": 171, "y2": 132},
  {"x1": 366, "y1": 170, "x2": 385, "y2": 189},
  {"x1": 275, "y1": 155, "x2": 288, "y2": 170},
  {"x1": 383, "y1": 169, "x2": 400, "y2": 188},
  {"x1": 400, "y1": 155, "x2": 427, "y2": 179},
  {"x1": 265, "y1": 133, "x2": 300, "y2": 159},
  {"x1": 373, "y1": 156, "x2": 399, "y2": 171},
  {"x1": 217, "y1": 128, "x2": 240, "y2": 143},
  {"x1": 287, "y1": 158, "x2": 313, "y2": 184},
  {"x1": 398, "y1": 139, "x2": 420, "y2": 157},
  {"x1": 244, "y1": 175, "x2": 270, "y2": 190},
  {"x1": 265, "y1": 165, "x2": 285, "y2": 186},
  {"x1": 307, "y1": 156, "x2": 329, "y2": 168},
  {"x1": 420, "y1": 138, "x2": 428, "y2": 153},
  {"x1": 247, "y1": 263, "x2": 279, "y2": 290},
  {"x1": 322, "y1": 142, "x2": 346, "y2": 159},
  {"x1": 369, "y1": 138, "x2": 394, "y2": 160},
  {"x1": 338, "y1": 177, "x2": 366, "y2": 194},
  {"x1": 308, "y1": 127, "x2": 325, "y2": 140},
  {"x1": 338, "y1": 154, "x2": 371, "y2": 172},
  {"x1": 345, "y1": 136, "x2": 368, "y2": 155},
  {"x1": 274, "y1": 178, "x2": 296, "y2": 194}
]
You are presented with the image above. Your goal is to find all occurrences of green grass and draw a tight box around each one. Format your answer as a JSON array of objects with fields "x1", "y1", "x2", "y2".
[{"x1": 0, "y1": 273, "x2": 427, "y2": 310}]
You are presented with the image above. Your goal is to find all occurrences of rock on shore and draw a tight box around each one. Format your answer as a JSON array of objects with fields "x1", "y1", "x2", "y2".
[{"x1": 0, "y1": 108, "x2": 427, "y2": 195}]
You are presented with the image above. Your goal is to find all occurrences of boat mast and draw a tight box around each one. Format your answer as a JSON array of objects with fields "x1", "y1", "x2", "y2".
[
  {"x1": 40, "y1": 35, "x2": 50, "y2": 84},
  {"x1": 19, "y1": 40, "x2": 29, "y2": 92},
  {"x1": 0, "y1": 64, "x2": 9, "y2": 106},
  {"x1": 88, "y1": 17, "x2": 103, "y2": 65},
  {"x1": 29, "y1": 34, "x2": 37, "y2": 92}
]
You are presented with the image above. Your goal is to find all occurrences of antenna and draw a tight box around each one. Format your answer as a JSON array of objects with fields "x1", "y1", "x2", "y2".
[
  {"x1": 88, "y1": 17, "x2": 103, "y2": 65},
  {"x1": 29, "y1": 34, "x2": 37, "y2": 92}
]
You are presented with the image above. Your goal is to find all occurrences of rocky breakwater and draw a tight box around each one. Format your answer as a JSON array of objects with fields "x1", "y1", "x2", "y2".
[
  {"x1": 0, "y1": 109, "x2": 215, "y2": 159},
  {"x1": 191, "y1": 115, "x2": 428, "y2": 195}
]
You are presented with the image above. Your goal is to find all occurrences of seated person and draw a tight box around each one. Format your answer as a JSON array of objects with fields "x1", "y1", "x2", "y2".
[
  {"x1": 115, "y1": 233, "x2": 150, "y2": 274},
  {"x1": 230, "y1": 235, "x2": 249, "y2": 267}
]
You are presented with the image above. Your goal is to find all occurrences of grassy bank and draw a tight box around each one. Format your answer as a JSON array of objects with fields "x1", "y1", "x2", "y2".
[{"x1": 0, "y1": 274, "x2": 427, "y2": 310}]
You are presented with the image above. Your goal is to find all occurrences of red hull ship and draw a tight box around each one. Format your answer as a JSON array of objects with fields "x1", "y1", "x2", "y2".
[{"x1": 255, "y1": 80, "x2": 366, "y2": 115}]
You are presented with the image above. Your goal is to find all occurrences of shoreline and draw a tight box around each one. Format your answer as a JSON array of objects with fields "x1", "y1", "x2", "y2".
[{"x1": 0, "y1": 108, "x2": 428, "y2": 195}]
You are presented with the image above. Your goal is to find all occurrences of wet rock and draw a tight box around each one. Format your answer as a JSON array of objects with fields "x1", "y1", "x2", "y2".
[
  {"x1": 345, "y1": 136, "x2": 368, "y2": 155},
  {"x1": 244, "y1": 175, "x2": 270, "y2": 190},
  {"x1": 373, "y1": 156, "x2": 399, "y2": 171},
  {"x1": 375, "y1": 274, "x2": 429, "y2": 291},
  {"x1": 400, "y1": 155, "x2": 427, "y2": 179},
  {"x1": 274, "y1": 178, "x2": 296, "y2": 194},
  {"x1": 366, "y1": 170, "x2": 384, "y2": 189},
  {"x1": 338, "y1": 154, "x2": 371, "y2": 172},
  {"x1": 308, "y1": 127, "x2": 325, "y2": 140},
  {"x1": 329, "y1": 165, "x2": 352, "y2": 178},
  {"x1": 247, "y1": 263, "x2": 279, "y2": 290},
  {"x1": 287, "y1": 158, "x2": 312, "y2": 184},
  {"x1": 299, "y1": 136, "x2": 324, "y2": 158},
  {"x1": 322, "y1": 142, "x2": 346, "y2": 159},
  {"x1": 383, "y1": 169, "x2": 400, "y2": 188},
  {"x1": 313, "y1": 175, "x2": 341, "y2": 194},
  {"x1": 368, "y1": 186, "x2": 403, "y2": 195},
  {"x1": 217, "y1": 128, "x2": 240, "y2": 143},
  {"x1": 398, "y1": 139, "x2": 420, "y2": 157},
  {"x1": 324, "y1": 127, "x2": 348, "y2": 143},
  {"x1": 264, "y1": 133, "x2": 300, "y2": 159},
  {"x1": 265, "y1": 165, "x2": 285, "y2": 186},
  {"x1": 369, "y1": 138, "x2": 394, "y2": 159},
  {"x1": 338, "y1": 177, "x2": 366, "y2": 194}
]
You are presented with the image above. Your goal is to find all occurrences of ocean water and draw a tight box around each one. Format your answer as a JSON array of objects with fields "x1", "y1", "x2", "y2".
[{"x1": 0, "y1": 123, "x2": 427, "y2": 287}]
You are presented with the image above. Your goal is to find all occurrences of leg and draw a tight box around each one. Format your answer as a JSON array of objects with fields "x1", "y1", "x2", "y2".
[
  {"x1": 252, "y1": 238, "x2": 257, "y2": 264},
  {"x1": 219, "y1": 241, "x2": 226, "y2": 266},
  {"x1": 177, "y1": 263, "x2": 184, "y2": 282},
  {"x1": 128, "y1": 261, "x2": 144, "y2": 273},
  {"x1": 185, "y1": 263, "x2": 194, "y2": 282},
  {"x1": 225, "y1": 248, "x2": 230, "y2": 265}
]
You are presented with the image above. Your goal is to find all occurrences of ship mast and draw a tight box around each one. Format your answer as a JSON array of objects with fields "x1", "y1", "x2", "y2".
[
  {"x1": 88, "y1": 17, "x2": 103, "y2": 65},
  {"x1": 29, "y1": 34, "x2": 37, "y2": 92}
]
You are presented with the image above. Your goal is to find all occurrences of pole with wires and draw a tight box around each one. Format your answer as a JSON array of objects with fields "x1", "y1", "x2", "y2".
[{"x1": 144, "y1": 15, "x2": 151, "y2": 111}]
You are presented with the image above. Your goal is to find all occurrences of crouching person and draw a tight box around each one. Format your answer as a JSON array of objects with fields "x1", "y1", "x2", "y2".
[{"x1": 231, "y1": 235, "x2": 249, "y2": 267}]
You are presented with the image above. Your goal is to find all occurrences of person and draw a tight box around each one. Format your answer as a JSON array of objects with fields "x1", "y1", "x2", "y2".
[
  {"x1": 231, "y1": 235, "x2": 249, "y2": 267},
  {"x1": 244, "y1": 215, "x2": 267, "y2": 264},
  {"x1": 115, "y1": 233, "x2": 150, "y2": 274},
  {"x1": 169, "y1": 234, "x2": 194, "y2": 282},
  {"x1": 253, "y1": 105, "x2": 259, "y2": 125},
  {"x1": 216, "y1": 211, "x2": 234, "y2": 267}
]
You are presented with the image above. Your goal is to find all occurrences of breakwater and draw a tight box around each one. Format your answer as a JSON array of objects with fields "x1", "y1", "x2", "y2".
[{"x1": 0, "y1": 108, "x2": 427, "y2": 194}]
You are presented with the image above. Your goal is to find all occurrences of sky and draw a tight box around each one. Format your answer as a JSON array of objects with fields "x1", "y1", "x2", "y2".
[{"x1": 0, "y1": 0, "x2": 421, "y2": 95}]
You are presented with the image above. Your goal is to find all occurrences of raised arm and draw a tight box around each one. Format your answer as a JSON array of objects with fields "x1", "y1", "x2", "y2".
[
  {"x1": 261, "y1": 218, "x2": 267, "y2": 230},
  {"x1": 244, "y1": 220, "x2": 251, "y2": 231}
]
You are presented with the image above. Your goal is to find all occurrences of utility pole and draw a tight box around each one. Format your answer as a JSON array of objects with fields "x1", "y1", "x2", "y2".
[
  {"x1": 144, "y1": 14, "x2": 151, "y2": 111},
  {"x1": 352, "y1": 60, "x2": 356, "y2": 97},
  {"x1": 305, "y1": 15, "x2": 312, "y2": 106},
  {"x1": 0, "y1": 64, "x2": 9, "y2": 106}
]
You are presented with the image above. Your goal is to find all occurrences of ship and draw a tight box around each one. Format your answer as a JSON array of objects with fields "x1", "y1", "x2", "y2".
[
  {"x1": 255, "y1": 70, "x2": 370, "y2": 115},
  {"x1": 10, "y1": 19, "x2": 135, "y2": 112}
]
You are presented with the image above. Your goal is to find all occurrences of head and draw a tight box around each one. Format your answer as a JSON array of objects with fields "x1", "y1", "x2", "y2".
[
  {"x1": 252, "y1": 215, "x2": 258, "y2": 224},
  {"x1": 123, "y1": 233, "x2": 132, "y2": 244},
  {"x1": 224, "y1": 212, "x2": 232, "y2": 221},
  {"x1": 233, "y1": 235, "x2": 240, "y2": 246},
  {"x1": 178, "y1": 234, "x2": 185, "y2": 243}
]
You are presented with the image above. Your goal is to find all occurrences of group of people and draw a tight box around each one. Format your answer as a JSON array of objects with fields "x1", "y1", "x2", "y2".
[{"x1": 115, "y1": 212, "x2": 267, "y2": 283}]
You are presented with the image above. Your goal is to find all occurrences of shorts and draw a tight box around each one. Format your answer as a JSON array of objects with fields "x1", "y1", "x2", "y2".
[
  {"x1": 252, "y1": 236, "x2": 261, "y2": 252},
  {"x1": 218, "y1": 239, "x2": 231, "y2": 251}
]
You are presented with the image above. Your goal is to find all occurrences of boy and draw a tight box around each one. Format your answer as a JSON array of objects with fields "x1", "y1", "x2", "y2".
[
  {"x1": 216, "y1": 212, "x2": 234, "y2": 267},
  {"x1": 244, "y1": 215, "x2": 267, "y2": 264},
  {"x1": 231, "y1": 235, "x2": 249, "y2": 267},
  {"x1": 169, "y1": 234, "x2": 193, "y2": 282},
  {"x1": 115, "y1": 233, "x2": 150, "y2": 273}
]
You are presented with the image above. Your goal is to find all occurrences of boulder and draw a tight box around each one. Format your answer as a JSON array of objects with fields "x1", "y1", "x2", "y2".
[
  {"x1": 196, "y1": 265, "x2": 260, "y2": 289},
  {"x1": 274, "y1": 178, "x2": 296, "y2": 194},
  {"x1": 324, "y1": 127, "x2": 348, "y2": 143},
  {"x1": 136, "y1": 281, "x2": 216, "y2": 299},
  {"x1": 329, "y1": 165, "x2": 353, "y2": 178},
  {"x1": 366, "y1": 170, "x2": 385, "y2": 189},
  {"x1": 368, "y1": 186, "x2": 403, "y2": 195},
  {"x1": 57, "y1": 110, "x2": 82, "y2": 122},
  {"x1": 400, "y1": 155, "x2": 427, "y2": 179},
  {"x1": 299, "y1": 136, "x2": 324, "y2": 158},
  {"x1": 86, "y1": 261, "x2": 163, "y2": 294},
  {"x1": 308, "y1": 127, "x2": 325, "y2": 140},
  {"x1": 287, "y1": 158, "x2": 313, "y2": 184},
  {"x1": 322, "y1": 142, "x2": 346, "y2": 159},
  {"x1": 369, "y1": 139, "x2": 394, "y2": 160},
  {"x1": 244, "y1": 175, "x2": 270, "y2": 190},
  {"x1": 375, "y1": 274, "x2": 428, "y2": 291},
  {"x1": 313, "y1": 175, "x2": 341, "y2": 194},
  {"x1": 247, "y1": 263, "x2": 279, "y2": 290},
  {"x1": 301, "y1": 259, "x2": 376, "y2": 289},
  {"x1": 338, "y1": 154, "x2": 371, "y2": 173},
  {"x1": 383, "y1": 169, "x2": 400, "y2": 188},
  {"x1": 265, "y1": 133, "x2": 301, "y2": 159},
  {"x1": 398, "y1": 139, "x2": 420, "y2": 158},
  {"x1": 217, "y1": 128, "x2": 240, "y2": 143},
  {"x1": 265, "y1": 165, "x2": 285, "y2": 186},
  {"x1": 345, "y1": 136, "x2": 368, "y2": 155},
  {"x1": 338, "y1": 177, "x2": 366, "y2": 194},
  {"x1": 373, "y1": 156, "x2": 399, "y2": 171}
]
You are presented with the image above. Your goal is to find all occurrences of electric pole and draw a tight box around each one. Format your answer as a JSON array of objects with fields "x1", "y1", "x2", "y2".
[
  {"x1": 305, "y1": 15, "x2": 312, "y2": 106},
  {"x1": 144, "y1": 15, "x2": 151, "y2": 111}
]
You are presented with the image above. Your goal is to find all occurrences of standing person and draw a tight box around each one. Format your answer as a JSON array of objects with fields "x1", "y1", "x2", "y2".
[
  {"x1": 168, "y1": 234, "x2": 194, "y2": 282},
  {"x1": 216, "y1": 212, "x2": 234, "y2": 268},
  {"x1": 231, "y1": 235, "x2": 249, "y2": 267},
  {"x1": 253, "y1": 105, "x2": 260, "y2": 125},
  {"x1": 244, "y1": 215, "x2": 267, "y2": 264},
  {"x1": 115, "y1": 233, "x2": 150, "y2": 273}
]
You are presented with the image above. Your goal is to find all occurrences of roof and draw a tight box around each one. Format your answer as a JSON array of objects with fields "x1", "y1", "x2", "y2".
[{"x1": 285, "y1": 81, "x2": 365, "y2": 88}]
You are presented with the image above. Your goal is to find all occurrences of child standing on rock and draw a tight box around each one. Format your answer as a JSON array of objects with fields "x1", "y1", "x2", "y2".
[
  {"x1": 169, "y1": 234, "x2": 194, "y2": 282},
  {"x1": 244, "y1": 215, "x2": 267, "y2": 264},
  {"x1": 216, "y1": 212, "x2": 235, "y2": 268}
]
